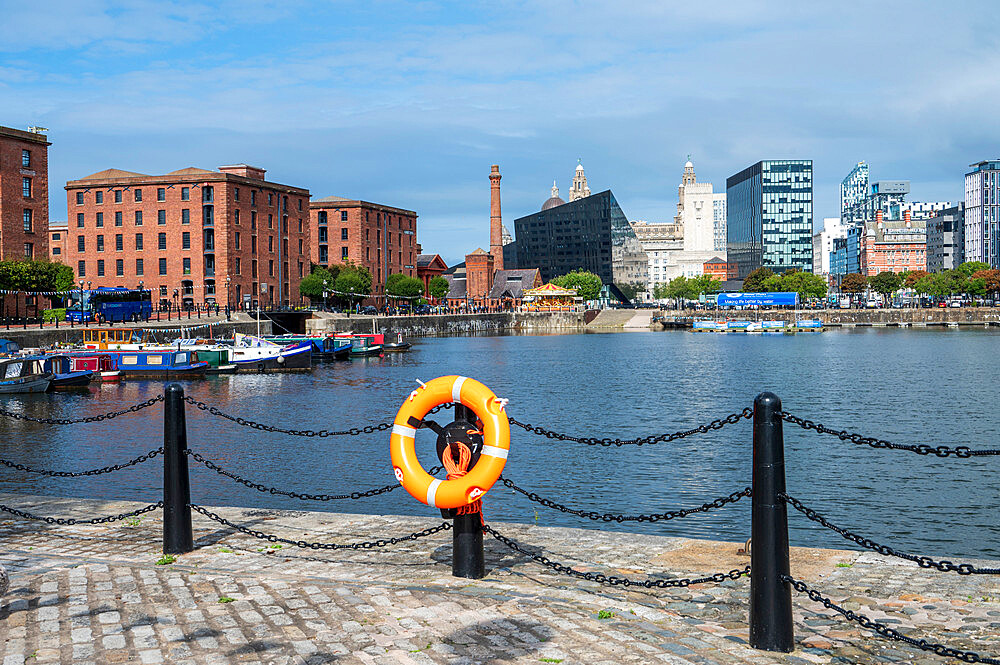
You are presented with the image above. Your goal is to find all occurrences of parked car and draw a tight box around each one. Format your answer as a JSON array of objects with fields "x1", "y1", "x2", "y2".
[{"x1": 361, "y1": 305, "x2": 378, "y2": 315}]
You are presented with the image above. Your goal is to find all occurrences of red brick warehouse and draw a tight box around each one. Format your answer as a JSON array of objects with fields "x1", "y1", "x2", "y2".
[
  {"x1": 64, "y1": 164, "x2": 310, "y2": 308},
  {"x1": 309, "y1": 196, "x2": 418, "y2": 300}
]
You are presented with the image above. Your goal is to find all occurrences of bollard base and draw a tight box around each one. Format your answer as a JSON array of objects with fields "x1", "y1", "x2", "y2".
[{"x1": 452, "y1": 513, "x2": 485, "y2": 579}]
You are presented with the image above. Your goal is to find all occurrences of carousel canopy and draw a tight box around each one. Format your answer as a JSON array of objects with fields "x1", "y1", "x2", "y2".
[{"x1": 523, "y1": 283, "x2": 577, "y2": 298}]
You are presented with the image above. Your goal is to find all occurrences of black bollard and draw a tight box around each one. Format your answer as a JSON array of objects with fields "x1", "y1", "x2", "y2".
[
  {"x1": 451, "y1": 403, "x2": 485, "y2": 579},
  {"x1": 163, "y1": 383, "x2": 194, "y2": 554},
  {"x1": 749, "y1": 392, "x2": 794, "y2": 652}
]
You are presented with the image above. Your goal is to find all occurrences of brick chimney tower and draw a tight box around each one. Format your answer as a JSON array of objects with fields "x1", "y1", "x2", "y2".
[{"x1": 489, "y1": 164, "x2": 504, "y2": 270}]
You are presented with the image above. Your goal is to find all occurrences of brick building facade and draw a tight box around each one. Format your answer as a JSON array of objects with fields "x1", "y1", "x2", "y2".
[
  {"x1": 859, "y1": 211, "x2": 927, "y2": 276},
  {"x1": 309, "y1": 196, "x2": 417, "y2": 298},
  {"x1": 49, "y1": 222, "x2": 67, "y2": 261},
  {"x1": 0, "y1": 126, "x2": 50, "y2": 261},
  {"x1": 64, "y1": 164, "x2": 309, "y2": 308}
]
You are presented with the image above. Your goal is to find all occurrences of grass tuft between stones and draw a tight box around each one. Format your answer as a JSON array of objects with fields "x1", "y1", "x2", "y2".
[
  {"x1": 597, "y1": 610, "x2": 614, "y2": 620},
  {"x1": 218, "y1": 596, "x2": 235, "y2": 603},
  {"x1": 155, "y1": 554, "x2": 177, "y2": 566}
]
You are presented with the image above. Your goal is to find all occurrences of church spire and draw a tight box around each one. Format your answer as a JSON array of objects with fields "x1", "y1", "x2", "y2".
[{"x1": 568, "y1": 160, "x2": 591, "y2": 202}]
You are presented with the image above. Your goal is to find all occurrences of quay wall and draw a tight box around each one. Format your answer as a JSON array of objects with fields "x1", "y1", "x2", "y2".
[
  {"x1": 667, "y1": 307, "x2": 1000, "y2": 326},
  {"x1": 0, "y1": 319, "x2": 270, "y2": 349},
  {"x1": 307, "y1": 311, "x2": 585, "y2": 337}
]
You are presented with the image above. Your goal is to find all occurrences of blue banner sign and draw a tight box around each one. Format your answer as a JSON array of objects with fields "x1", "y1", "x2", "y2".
[{"x1": 716, "y1": 292, "x2": 799, "y2": 307}]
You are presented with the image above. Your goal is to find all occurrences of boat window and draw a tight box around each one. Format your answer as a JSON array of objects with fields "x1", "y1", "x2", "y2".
[
  {"x1": 146, "y1": 355, "x2": 163, "y2": 365},
  {"x1": 121, "y1": 355, "x2": 139, "y2": 365},
  {"x1": 5, "y1": 362, "x2": 22, "y2": 379},
  {"x1": 175, "y1": 353, "x2": 188, "y2": 364}
]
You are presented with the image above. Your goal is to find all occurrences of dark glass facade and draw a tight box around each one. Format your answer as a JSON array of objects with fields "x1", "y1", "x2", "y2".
[
  {"x1": 726, "y1": 160, "x2": 813, "y2": 278},
  {"x1": 513, "y1": 190, "x2": 647, "y2": 288}
]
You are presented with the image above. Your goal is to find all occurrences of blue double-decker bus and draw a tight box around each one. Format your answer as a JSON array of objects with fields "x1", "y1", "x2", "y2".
[{"x1": 66, "y1": 288, "x2": 153, "y2": 323}]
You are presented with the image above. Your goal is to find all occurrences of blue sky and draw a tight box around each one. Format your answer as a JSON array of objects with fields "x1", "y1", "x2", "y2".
[{"x1": 3, "y1": 1, "x2": 999, "y2": 265}]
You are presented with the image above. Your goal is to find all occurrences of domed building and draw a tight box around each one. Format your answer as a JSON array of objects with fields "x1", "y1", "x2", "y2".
[{"x1": 541, "y1": 181, "x2": 565, "y2": 211}]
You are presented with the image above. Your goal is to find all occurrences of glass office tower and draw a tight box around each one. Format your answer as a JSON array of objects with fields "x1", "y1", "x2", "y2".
[
  {"x1": 726, "y1": 160, "x2": 813, "y2": 279},
  {"x1": 513, "y1": 190, "x2": 647, "y2": 290}
]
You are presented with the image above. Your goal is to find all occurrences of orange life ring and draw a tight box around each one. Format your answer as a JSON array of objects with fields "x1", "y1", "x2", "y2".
[{"x1": 390, "y1": 375, "x2": 510, "y2": 509}]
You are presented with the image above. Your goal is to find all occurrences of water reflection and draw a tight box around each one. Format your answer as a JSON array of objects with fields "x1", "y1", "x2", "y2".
[{"x1": 0, "y1": 328, "x2": 997, "y2": 558}]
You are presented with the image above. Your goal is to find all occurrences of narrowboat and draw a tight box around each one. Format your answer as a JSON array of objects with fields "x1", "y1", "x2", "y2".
[
  {"x1": 40, "y1": 354, "x2": 94, "y2": 389},
  {"x1": 80, "y1": 328, "x2": 148, "y2": 350},
  {"x1": 109, "y1": 350, "x2": 209, "y2": 378},
  {"x1": 336, "y1": 333, "x2": 384, "y2": 357},
  {"x1": 0, "y1": 358, "x2": 52, "y2": 393},
  {"x1": 68, "y1": 353, "x2": 122, "y2": 382},
  {"x1": 230, "y1": 334, "x2": 312, "y2": 372}
]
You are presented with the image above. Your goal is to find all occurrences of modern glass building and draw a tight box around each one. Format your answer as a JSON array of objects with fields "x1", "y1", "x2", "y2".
[
  {"x1": 846, "y1": 225, "x2": 862, "y2": 275},
  {"x1": 726, "y1": 160, "x2": 813, "y2": 279},
  {"x1": 513, "y1": 190, "x2": 647, "y2": 292},
  {"x1": 965, "y1": 160, "x2": 1000, "y2": 266},
  {"x1": 840, "y1": 162, "x2": 869, "y2": 227}
]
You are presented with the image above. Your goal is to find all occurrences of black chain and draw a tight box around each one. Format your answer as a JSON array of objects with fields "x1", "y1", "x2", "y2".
[
  {"x1": 780, "y1": 412, "x2": 1000, "y2": 457},
  {"x1": 782, "y1": 493, "x2": 1000, "y2": 575},
  {"x1": 507, "y1": 408, "x2": 754, "y2": 447},
  {"x1": 483, "y1": 524, "x2": 751, "y2": 588},
  {"x1": 785, "y1": 576, "x2": 1000, "y2": 664},
  {"x1": 0, "y1": 501, "x2": 163, "y2": 525},
  {"x1": 0, "y1": 448, "x2": 164, "y2": 477},
  {"x1": 183, "y1": 396, "x2": 393, "y2": 437},
  {"x1": 500, "y1": 476, "x2": 751, "y2": 522},
  {"x1": 0, "y1": 395, "x2": 164, "y2": 425},
  {"x1": 186, "y1": 450, "x2": 442, "y2": 501},
  {"x1": 189, "y1": 503, "x2": 452, "y2": 549}
]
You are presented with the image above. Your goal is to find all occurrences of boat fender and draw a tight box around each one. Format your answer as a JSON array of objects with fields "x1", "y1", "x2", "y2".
[
  {"x1": 276, "y1": 355, "x2": 285, "y2": 364},
  {"x1": 390, "y1": 375, "x2": 510, "y2": 509}
]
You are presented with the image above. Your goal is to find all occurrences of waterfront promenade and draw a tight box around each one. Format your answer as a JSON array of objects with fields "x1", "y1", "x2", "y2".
[{"x1": 2, "y1": 493, "x2": 999, "y2": 665}]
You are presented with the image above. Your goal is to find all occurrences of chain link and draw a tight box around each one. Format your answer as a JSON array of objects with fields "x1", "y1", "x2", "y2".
[
  {"x1": 483, "y1": 524, "x2": 750, "y2": 588},
  {"x1": 0, "y1": 395, "x2": 164, "y2": 425},
  {"x1": 0, "y1": 501, "x2": 163, "y2": 525},
  {"x1": 183, "y1": 396, "x2": 394, "y2": 437},
  {"x1": 500, "y1": 476, "x2": 751, "y2": 522},
  {"x1": 0, "y1": 447, "x2": 164, "y2": 477},
  {"x1": 782, "y1": 493, "x2": 1000, "y2": 575},
  {"x1": 507, "y1": 408, "x2": 754, "y2": 447},
  {"x1": 780, "y1": 411, "x2": 1000, "y2": 457},
  {"x1": 785, "y1": 576, "x2": 1000, "y2": 664},
  {"x1": 186, "y1": 450, "x2": 442, "y2": 501},
  {"x1": 189, "y1": 503, "x2": 451, "y2": 549}
]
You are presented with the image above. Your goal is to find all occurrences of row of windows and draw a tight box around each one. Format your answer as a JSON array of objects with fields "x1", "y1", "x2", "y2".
[
  {"x1": 75, "y1": 186, "x2": 306, "y2": 211},
  {"x1": 73, "y1": 232, "x2": 301, "y2": 255},
  {"x1": 317, "y1": 228, "x2": 350, "y2": 242}
]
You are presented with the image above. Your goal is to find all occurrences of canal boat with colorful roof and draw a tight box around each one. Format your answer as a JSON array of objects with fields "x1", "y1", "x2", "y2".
[
  {"x1": 40, "y1": 354, "x2": 94, "y2": 388},
  {"x1": 68, "y1": 353, "x2": 122, "y2": 382}
]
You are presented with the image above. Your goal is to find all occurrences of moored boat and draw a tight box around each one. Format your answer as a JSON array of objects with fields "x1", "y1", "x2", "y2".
[
  {"x1": 230, "y1": 334, "x2": 312, "y2": 372},
  {"x1": 106, "y1": 349, "x2": 210, "y2": 378},
  {"x1": 263, "y1": 333, "x2": 351, "y2": 360},
  {"x1": 383, "y1": 333, "x2": 411, "y2": 351},
  {"x1": 68, "y1": 353, "x2": 122, "y2": 382},
  {"x1": 40, "y1": 355, "x2": 94, "y2": 389},
  {"x1": 0, "y1": 358, "x2": 52, "y2": 393}
]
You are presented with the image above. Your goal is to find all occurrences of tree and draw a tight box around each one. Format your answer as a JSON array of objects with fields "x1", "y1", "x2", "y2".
[
  {"x1": 972, "y1": 269, "x2": 1000, "y2": 298},
  {"x1": 742, "y1": 267, "x2": 773, "y2": 292},
  {"x1": 868, "y1": 271, "x2": 901, "y2": 303},
  {"x1": 298, "y1": 266, "x2": 336, "y2": 304},
  {"x1": 428, "y1": 275, "x2": 450, "y2": 301},
  {"x1": 552, "y1": 269, "x2": 602, "y2": 301},
  {"x1": 386, "y1": 273, "x2": 424, "y2": 299},
  {"x1": 334, "y1": 261, "x2": 372, "y2": 308},
  {"x1": 781, "y1": 271, "x2": 828, "y2": 299},
  {"x1": 840, "y1": 273, "x2": 868, "y2": 295},
  {"x1": 957, "y1": 261, "x2": 991, "y2": 278},
  {"x1": 663, "y1": 276, "x2": 693, "y2": 301},
  {"x1": 903, "y1": 270, "x2": 927, "y2": 288}
]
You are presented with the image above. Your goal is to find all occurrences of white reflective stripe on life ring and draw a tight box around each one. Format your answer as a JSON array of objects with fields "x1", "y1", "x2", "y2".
[
  {"x1": 425, "y1": 478, "x2": 442, "y2": 507},
  {"x1": 452, "y1": 376, "x2": 467, "y2": 403},
  {"x1": 392, "y1": 424, "x2": 417, "y2": 439},
  {"x1": 480, "y1": 445, "x2": 509, "y2": 460}
]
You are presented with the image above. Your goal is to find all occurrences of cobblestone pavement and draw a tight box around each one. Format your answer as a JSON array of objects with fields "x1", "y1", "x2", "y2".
[{"x1": 1, "y1": 493, "x2": 999, "y2": 665}]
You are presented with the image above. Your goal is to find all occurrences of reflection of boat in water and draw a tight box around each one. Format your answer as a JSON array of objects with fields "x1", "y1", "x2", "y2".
[
  {"x1": 0, "y1": 358, "x2": 52, "y2": 393},
  {"x1": 40, "y1": 355, "x2": 94, "y2": 389},
  {"x1": 383, "y1": 333, "x2": 411, "y2": 352}
]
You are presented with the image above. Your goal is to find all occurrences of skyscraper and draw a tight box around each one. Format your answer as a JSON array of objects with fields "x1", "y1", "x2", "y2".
[
  {"x1": 726, "y1": 160, "x2": 813, "y2": 279},
  {"x1": 841, "y1": 162, "x2": 869, "y2": 227},
  {"x1": 965, "y1": 160, "x2": 1000, "y2": 266}
]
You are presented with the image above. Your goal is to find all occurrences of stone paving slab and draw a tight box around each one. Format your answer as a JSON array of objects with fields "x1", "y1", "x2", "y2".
[{"x1": 1, "y1": 493, "x2": 999, "y2": 664}]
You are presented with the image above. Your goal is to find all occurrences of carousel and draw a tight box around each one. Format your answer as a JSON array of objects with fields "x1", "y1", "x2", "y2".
[{"x1": 521, "y1": 283, "x2": 581, "y2": 311}]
